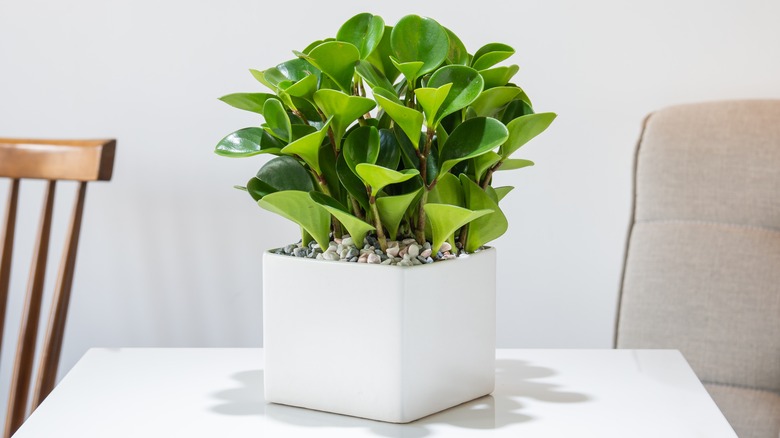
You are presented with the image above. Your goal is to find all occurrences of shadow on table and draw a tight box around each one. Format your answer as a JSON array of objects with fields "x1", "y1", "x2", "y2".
[{"x1": 209, "y1": 359, "x2": 591, "y2": 438}]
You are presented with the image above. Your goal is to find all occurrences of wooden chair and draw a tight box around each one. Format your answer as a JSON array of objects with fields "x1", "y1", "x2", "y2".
[{"x1": 0, "y1": 138, "x2": 115, "y2": 438}]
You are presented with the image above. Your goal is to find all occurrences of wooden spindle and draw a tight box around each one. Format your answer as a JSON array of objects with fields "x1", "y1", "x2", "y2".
[
  {"x1": 5, "y1": 180, "x2": 57, "y2": 438},
  {"x1": 32, "y1": 182, "x2": 88, "y2": 407},
  {"x1": 0, "y1": 179, "x2": 20, "y2": 361}
]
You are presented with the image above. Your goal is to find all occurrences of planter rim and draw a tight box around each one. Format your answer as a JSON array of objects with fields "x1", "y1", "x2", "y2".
[{"x1": 264, "y1": 246, "x2": 495, "y2": 269}]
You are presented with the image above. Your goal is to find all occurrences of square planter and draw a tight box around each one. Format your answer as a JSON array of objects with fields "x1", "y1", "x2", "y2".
[{"x1": 262, "y1": 247, "x2": 496, "y2": 423}]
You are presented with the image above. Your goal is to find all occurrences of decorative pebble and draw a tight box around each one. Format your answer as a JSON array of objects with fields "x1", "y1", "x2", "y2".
[
  {"x1": 416, "y1": 255, "x2": 428, "y2": 264},
  {"x1": 381, "y1": 258, "x2": 393, "y2": 265},
  {"x1": 334, "y1": 238, "x2": 342, "y2": 244},
  {"x1": 349, "y1": 256, "x2": 358, "y2": 262},
  {"x1": 316, "y1": 253, "x2": 324, "y2": 260},
  {"x1": 293, "y1": 247, "x2": 307, "y2": 257},
  {"x1": 342, "y1": 237, "x2": 354, "y2": 247},
  {"x1": 420, "y1": 249, "x2": 432, "y2": 258},
  {"x1": 386, "y1": 246, "x2": 400, "y2": 257},
  {"x1": 422, "y1": 242, "x2": 431, "y2": 250},
  {"x1": 323, "y1": 252, "x2": 339, "y2": 261},
  {"x1": 440, "y1": 242, "x2": 452, "y2": 252},
  {"x1": 387, "y1": 240, "x2": 399, "y2": 248},
  {"x1": 311, "y1": 243, "x2": 320, "y2": 250},
  {"x1": 283, "y1": 244, "x2": 296, "y2": 254},
  {"x1": 346, "y1": 247, "x2": 360, "y2": 259},
  {"x1": 425, "y1": 257, "x2": 434, "y2": 263},
  {"x1": 402, "y1": 238, "x2": 416, "y2": 245},
  {"x1": 407, "y1": 244, "x2": 420, "y2": 257},
  {"x1": 358, "y1": 253, "x2": 369, "y2": 263},
  {"x1": 411, "y1": 257, "x2": 422, "y2": 265},
  {"x1": 367, "y1": 253, "x2": 381, "y2": 264}
]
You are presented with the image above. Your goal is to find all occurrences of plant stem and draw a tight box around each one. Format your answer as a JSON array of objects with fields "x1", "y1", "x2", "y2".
[
  {"x1": 315, "y1": 172, "x2": 343, "y2": 238},
  {"x1": 349, "y1": 195, "x2": 365, "y2": 220},
  {"x1": 368, "y1": 194, "x2": 387, "y2": 251},
  {"x1": 458, "y1": 224, "x2": 469, "y2": 253},
  {"x1": 481, "y1": 159, "x2": 504, "y2": 189},
  {"x1": 414, "y1": 127, "x2": 436, "y2": 245},
  {"x1": 414, "y1": 188, "x2": 428, "y2": 245}
]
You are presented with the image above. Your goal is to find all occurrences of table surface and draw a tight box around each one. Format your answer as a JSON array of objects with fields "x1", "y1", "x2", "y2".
[{"x1": 14, "y1": 348, "x2": 736, "y2": 438}]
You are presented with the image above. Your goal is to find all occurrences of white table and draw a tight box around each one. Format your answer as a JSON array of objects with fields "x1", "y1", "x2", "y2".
[{"x1": 14, "y1": 349, "x2": 736, "y2": 437}]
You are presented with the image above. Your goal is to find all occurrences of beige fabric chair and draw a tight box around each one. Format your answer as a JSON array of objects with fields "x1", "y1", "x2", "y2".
[{"x1": 615, "y1": 101, "x2": 780, "y2": 438}]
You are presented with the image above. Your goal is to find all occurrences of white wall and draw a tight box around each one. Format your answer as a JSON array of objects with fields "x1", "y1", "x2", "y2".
[{"x1": 1, "y1": 0, "x2": 779, "y2": 420}]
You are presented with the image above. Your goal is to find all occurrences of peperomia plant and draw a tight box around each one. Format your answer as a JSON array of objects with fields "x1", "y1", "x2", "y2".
[{"x1": 215, "y1": 13, "x2": 555, "y2": 261}]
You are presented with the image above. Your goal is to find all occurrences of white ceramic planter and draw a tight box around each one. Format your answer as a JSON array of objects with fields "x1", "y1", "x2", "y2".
[{"x1": 262, "y1": 247, "x2": 496, "y2": 423}]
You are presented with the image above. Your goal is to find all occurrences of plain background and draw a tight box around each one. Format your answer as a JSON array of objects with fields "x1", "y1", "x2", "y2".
[{"x1": 1, "y1": 0, "x2": 779, "y2": 421}]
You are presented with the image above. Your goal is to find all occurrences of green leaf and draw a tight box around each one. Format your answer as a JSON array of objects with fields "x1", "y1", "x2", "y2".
[
  {"x1": 471, "y1": 43, "x2": 515, "y2": 71},
  {"x1": 470, "y1": 86, "x2": 523, "y2": 117},
  {"x1": 280, "y1": 117, "x2": 332, "y2": 173},
  {"x1": 256, "y1": 155, "x2": 315, "y2": 192},
  {"x1": 439, "y1": 117, "x2": 509, "y2": 175},
  {"x1": 427, "y1": 65, "x2": 484, "y2": 125},
  {"x1": 480, "y1": 65, "x2": 519, "y2": 89},
  {"x1": 428, "y1": 172, "x2": 464, "y2": 207},
  {"x1": 366, "y1": 26, "x2": 400, "y2": 83},
  {"x1": 414, "y1": 83, "x2": 452, "y2": 128},
  {"x1": 343, "y1": 126, "x2": 380, "y2": 175},
  {"x1": 258, "y1": 191, "x2": 331, "y2": 250},
  {"x1": 376, "y1": 128, "x2": 401, "y2": 170},
  {"x1": 218, "y1": 93, "x2": 276, "y2": 115},
  {"x1": 444, "y1": 27, "x2": 469, "y2": 65},
  {"x1": 390, "y1": 57, "x2": 424, "y2": 84},
  {"x1": 318, "y1": 141, "x2": 341, "y2": 201},
  {"x1": 376, "y1": 189, "x2": 421, "y2": 240},
  {"x1": 499, "y1": 98, "x2": 534, "y2": 124},
  {"x1": 460, "y1": 175, "x2": 508, "y2": 252},
  {"x1": 498, "y1": 159, "x2": 534, "y2": 171},
  {"x1": 313, "y1": 89, "x2": 376, "y2": 148},
  {"x1": 499, "y1": 113, "x2": 557, "y2": 158},
  {"x1": 284, "y1": 73, "x2": 318, "y2": 99},
  {"x1": 473, "y1": 151, "x2": 502, "y2": 181},
  {"x1": 493, "y1": 186, "x2": 514, "y2": 202},
  {"x1": 214, "y1": 128, "x2": 284, "y2": 157},
  {"x1": 391, "y1": 15, "x2": 449, "y2": 76},
  {"x1": 302, "y1": 38, "x2": 335, "y2": 55},
  {"x1": 337, "y1": 13, "x2": 385, "y2": 59},
  {"x1": 355, "y1": 163, "x2": 419, "y2": 196},
  {"x1": 336, "y1": 152, "x2": 370, "y2": 211},
  {"x1": 246, "y1": 177, "x2": 277, "y2": 201},
  {"x1": 263, "y1": 98, "x2": 291, "y2": 142},
  {"x1": 310, "y1": 192, "x2": 375, "y2": 245},
  {"x1": 374, "y1": 94, "x2": 423, "y2": 149},
  {"x1": 356, "y1": 60, "x2": 395, "y2": 95},
  {"x1": 424, "y1": 204, "x2": 492, "y2": 253},
  {"x1": 303, "y1": 41, "x2": 360, "y2": 93}
]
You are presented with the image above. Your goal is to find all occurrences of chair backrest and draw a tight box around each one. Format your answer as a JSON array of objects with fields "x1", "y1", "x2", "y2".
[
  {"x1": 0, "y1": 138, "x2": 115, "y2": 438},
  {"x1": 615, "y1": 100, "x2": 780, "y2": 392}
]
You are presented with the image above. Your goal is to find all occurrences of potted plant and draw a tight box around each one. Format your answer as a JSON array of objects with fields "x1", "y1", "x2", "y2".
[{"x1": 215, "y1": 12, "x2": 555, "y2": 423}]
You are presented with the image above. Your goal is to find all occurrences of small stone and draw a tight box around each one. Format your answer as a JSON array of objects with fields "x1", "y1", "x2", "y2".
[
  {"x1": 436, "y1": 251, "x2": 444, "y2": 259},
  {"x1": 293, "y1": 247, "x2": 307, "y2": 257},
  {"x1": 386, "y1": 246, "x2": 400, "y2": 257},
  {"x1": 323, "y1": 252, "x2": 339, "y2": 261},
  {"x1": 399, "y1": 247, "x2": 407, "y2": 257},
  {"x1": 394, "y1": 257, "x2": 403, "y2": 263},
  {"x1": 346, "y1": 248, "x2": 360, "y2": 259},
  {"x1": 360, "y1": 248, "x2": 373, "y2": 255},
  {"x1": 444, "y1": 254, "x2": 457, "y2": 260},
  {"x1": 316, "y1": 253, "x2": 324, "y2": 260},
  {"x1": 411, "y1": 257, "x2": 422, "y2": 265},
  {"x1": 425, "y1": 257, "x2": 433, "y2": 264},
  {"x1": 398, "y1": 260, "x2": 412, "y2": 267},
  {"x1": 366, "y1": 236, "x2": 379, "y2": 248},
  {"x1": 440, "y1": 242, "x2": 452, "y2": 252},
  {"x1": 367, "y1": 253, "x2": 381, "y2": 264},
  {"x1": 274, "y1": 249, "x2": 284, "y2": 255},
  {"x1": 407, "y1": 244, "x2": 420, "y2": 257},
  {"x1": 420, "y1": 249, "x2": 432, "y2": 258},
  {"x1": 358, "y1": 253, "x2": 369, "y2": 263},
  {"x1": 283, "y1": 244, "x2": 296, "y2": 254},
  {"x1": 374, "y1": 249, "x2": 384, "y2": 255},
  {"x1": 422, "y1": 242, "x2": 432, "y2": 250},
  {"x1": 402, "y1": 238, "x2": 416, "y2": 245},
  {"x1": 342, "y1": 237, "x2": 354, "y2": 247},
  {"x1": 325, "y1": 245, "x2": 337, "y2": 254},
  {"x1": 311, "y1": 242, "x2": 320, "y2": 250},
  {"x1": 334, "y1": 238, "x2": 342, "y2": 244},
  {"x1": 349, "y1": 256, "x2": 358, "y2": 262},
  {"x1": 387, "y1": 240, "x2": 399, "y2": 248},
  {"x1": 416, "y1": 255, "x2": 428, "y2": 264},
  {"x1": 381, "y1": 258, "x2": 393, "y2": 265}
]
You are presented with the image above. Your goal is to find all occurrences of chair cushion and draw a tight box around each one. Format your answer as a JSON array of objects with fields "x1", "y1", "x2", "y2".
[{"x1": 705, "y1": 382, "x2": 780, "y2": 438}]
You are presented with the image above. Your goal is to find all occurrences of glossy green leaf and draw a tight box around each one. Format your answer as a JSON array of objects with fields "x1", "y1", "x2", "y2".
[
  {"x1": 263, "y1": 98, "x2": 291, "y2": 142},
  {"x1": 337, "y1": 13, "x2": 385, "y2": 59},
  {"x1": 366, "y1": 26, "x2": 400, "y2": 83},
  {"x1": 336, "y1": 152, "x2": 370, "y2": 211},
  {"x1": 391, "y1": 15, "x2": 449, "y2": 76},
  {"x1": 218, "y1": 93, "x2": 276, "y2": 115},
  {"x1": 414, "y1": 83, "x2": 452, "y2": 128},
  {"x1": 498, "y1": 159, "x2": 534, "y2": 171},
  {"x1": 445, "y1": 27, "x2": 469, "y2": 65},
  {"x1": 428, "y1": 172, "x2": 464, "y2": 207},
  {"x1": 284, "y1": 73, "x2": 318, "y2": 99},
  {"x1": 343, "y1": 126, "x2": 380, "y2": 175},
  {"x1": 280, "y1": 117, "x2": 332, "y2": 173},
  {"x1": 318, "y1": 141, "x2": 341, "y2": 201},
  {"x1": 460, "y1": 175, "x2": 508, "y2": 252},
  {"x1": 313, "y1": 89, "x2": 376, "y2": 147},
  {"x1": 376, "y1": 189, "x2": 420, "y2": 240},
  {"x1": 427, "y1": 65, "x2": 484, "y2": 125},
  {"x1": 494, "y1": 186, "x2": 514, "y2": 202},
  {"x1": 214, "y1": 128, "x2": 284, "y2": 157},
  {"x1": 246, "y1": 177, "x2": 277, "y2": 201},
  {"x1": 499, "y1": 98, "x2": 534, "y2": 124},
  {"x1": 390, "y1": 57, "x2": 424, "y2": 84},
  {"x1": 473, "y1": 151, "x2": 502, "y2": 181},
  {"x1": 499, "y1": 113, "x2": 557, "y2": 158},
  {"x1": 303, "y1": 41, "x2": 360, "y2": 93},
  {"x1": 302, "y1": 38, "x2": 335, "y2": 55},
  {"x1": 374, "y1": 94, "x2": 423, "y2": 150},
  {"x1": 480, "y1": 65, "x2": 519, "y2": 89},
  {"x1": 471, "y1": 43, "x2": 515, "y2": 71},
  {"x1": 310, "y1": 192, "x2": 375, "y2": 245},
  {"x1": 394, "y1": 124, "x2": 421, "y2": 169},
  {"x1": 470, "y1": 86, "x2": 523, "y2": 117},
  {"x1": 424, "y1": 204, "x2": 492, "y2": 253},
  {"x1": 376, "y1": 128, "x2": 401, "y2": 169},
  {"x1": 257, "y1": 191, "x2": 331, "y2": 249},
  {"x1": 256, "y1": 155, "x2": 315, "y2": 193},
  {"x1": 439, "y1": 117, "x2": 509, "y2": 175},
  {"x1": 290, "y1": 124, "x2": 317, "y2": 141},
  {"x1": 355, "y1": 163, "x2": 420, "y2": 196},
  {"x1": 356, "y1": 60, "x2": 395, "y2": 94}
]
